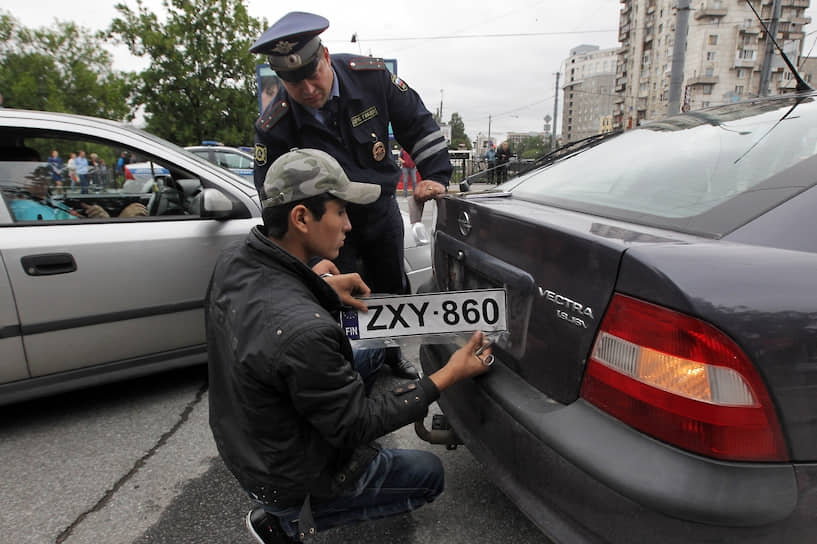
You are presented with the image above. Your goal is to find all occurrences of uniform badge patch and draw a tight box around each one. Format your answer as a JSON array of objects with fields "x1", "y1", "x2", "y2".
[
  {"x1": 372, "y1": 141, "x2": 386, "y2": 161},
  {"x1": 255, "y1": 144, "x2": 267, "y2": 165},
  {"x1": 272, "y1": 40, "x2": 297, "y2": 54},
  {"x1": 351, "y1": 106, "x2": 379, "y2": 127},
  {"x1": 391, "y1": 73, "x2": 408, "y2": 92}
]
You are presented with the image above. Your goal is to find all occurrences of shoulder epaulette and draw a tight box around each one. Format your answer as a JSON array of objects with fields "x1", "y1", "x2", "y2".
[
  {"x1": 255, "y1": 99, "x2": 290, "y2": 133},
  {"x1": 348, "y1": 56, "x2": 386, "y2": 71}
]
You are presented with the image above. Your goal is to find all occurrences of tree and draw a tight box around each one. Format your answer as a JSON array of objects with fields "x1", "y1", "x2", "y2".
[
  {"x1": 108, "y1": 0, "x2": 266, "y2": 146},
  {"x1": 0, "y1": 12, "x2": 135, "y2": 119},
  {"x1": 448, "y1": 112, "x2": 471, "y2": 150},
  {"x1": 517, "y1": 135, "x2": 547, "y2": 159}
]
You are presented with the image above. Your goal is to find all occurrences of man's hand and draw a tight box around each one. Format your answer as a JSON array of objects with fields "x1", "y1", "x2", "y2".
[
  {"x1": 118, "y1": 202, "x2": 148, "y2": 217},
  {"x1": 413, "y1": 179, "x2": 446, "y2": 204},
  {"x1": 429, "y1": 331, "x2": 493, "y2": 392},
  {"x1": 323, "y1": 272, "x2": 371, "y2": 312},
  {"x1": 312, "y1": 259, "x2": 340, "y2": 277},
  {"x1": 82, "y1": 203, "x2": 110, "y2": 219}
]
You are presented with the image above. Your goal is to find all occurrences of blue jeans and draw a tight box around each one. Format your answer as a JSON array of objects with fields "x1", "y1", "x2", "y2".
[
  {"x1": 255, "y1": 348, "x2": 442, "y2": 538},
  {"x1": 401, "y1": 167, "x2": 417, "y2": 196},
  {"x1": 261, "y1": 447, "x2": 444, "y2": 538}
]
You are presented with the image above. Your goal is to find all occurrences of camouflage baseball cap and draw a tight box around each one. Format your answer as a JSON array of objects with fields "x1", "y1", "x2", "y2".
[{"x1": 262, "y1": 148, "x2": 381, "y2": 208}]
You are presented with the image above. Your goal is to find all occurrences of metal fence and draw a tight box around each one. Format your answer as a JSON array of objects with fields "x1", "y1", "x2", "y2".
[{"x1": 449, "y1": 157, "x2": 529, "y2": 185}]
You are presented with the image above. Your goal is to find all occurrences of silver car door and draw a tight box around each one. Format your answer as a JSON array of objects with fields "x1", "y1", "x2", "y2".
[
  {"x1": 0, "y1": 215, "x2": 254, "y2": 377},
  {"x1": 0, "y1": 251, "x2": 28, "y2": 384}
]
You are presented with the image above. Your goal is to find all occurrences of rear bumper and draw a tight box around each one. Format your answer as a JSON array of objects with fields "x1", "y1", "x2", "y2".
[{"x1": 420, "y1": 343, "x2": 815, "y2": 543}]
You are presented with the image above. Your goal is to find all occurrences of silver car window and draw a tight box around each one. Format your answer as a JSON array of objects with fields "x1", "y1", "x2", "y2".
[{"x1": 0, "y1": 133, "x2": 204, "y2": 222}]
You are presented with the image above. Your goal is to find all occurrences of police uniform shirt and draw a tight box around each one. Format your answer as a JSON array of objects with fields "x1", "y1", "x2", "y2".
[{"x1": 253, "y1": 54, "x2": 452, "y2": 199}]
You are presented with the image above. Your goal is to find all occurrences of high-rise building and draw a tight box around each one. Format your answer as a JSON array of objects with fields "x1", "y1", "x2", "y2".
[
  {"x1": 614, "y1": 0, "x2": 812, "y2": 130},
  {"x1": 561, "y1": 45, "x2": 619, "y2": 143}
]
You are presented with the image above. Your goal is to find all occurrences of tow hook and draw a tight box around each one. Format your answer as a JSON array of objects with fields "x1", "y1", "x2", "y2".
[{"x1": 414, "y1": 414, "x2": 462, "y2": 450}]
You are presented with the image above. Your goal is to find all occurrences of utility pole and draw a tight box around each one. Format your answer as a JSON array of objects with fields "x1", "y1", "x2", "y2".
[
  {"x1": 668, "y1": 0, "x2": 691, "y2": 115},
  {"x1": 552, "y1": 72, "x2": 560, "y2": 147},
  {"x1": 439, "y1": 89, "x2": 444, "y2": 123},
  {"x1": 759, "y1": 0, "x2": 783, "y2": 97},
  {"x1": 488, "y1": 115, "x2": 492, "y2": 144}
]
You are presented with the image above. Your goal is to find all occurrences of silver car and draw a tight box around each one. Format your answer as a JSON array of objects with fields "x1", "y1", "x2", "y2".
[
  {"x1": 0, "y1": 109, "x2": 430, "y2": 406},
  {"x1": 184, "y1": 145, "x2": 255, "y2": 183}
]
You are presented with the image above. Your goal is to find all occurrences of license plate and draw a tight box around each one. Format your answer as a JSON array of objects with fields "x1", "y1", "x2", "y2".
[{"x1": 341, "y1": 289, "x2": 507, "y2": 340}]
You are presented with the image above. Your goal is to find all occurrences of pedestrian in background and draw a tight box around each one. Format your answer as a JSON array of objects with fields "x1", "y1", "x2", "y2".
[
  {"x1": 47, "y1": 149, "x2": 64, "y2": 194},
  {"x1": 496, "y1": 140, "x2": 511, "y2": 184},
  {"x1": 67, "y1": 152, "x2": 78, "y2": 191},
  {"x1": 484, "y1": 143, "x2": 497, "y2": 184},
  {"x1": 75, "y1": 150, "x2": 89, "y2": 194},
  {"x1": 250, "y1": 11, "x2": 450, "y2": 380},
  {"x1": 398, "y1": 148, "x2": 417, "y2": 198},
  {"x1": 115, "y1": 151, "x2": 130, "y2": 188}
]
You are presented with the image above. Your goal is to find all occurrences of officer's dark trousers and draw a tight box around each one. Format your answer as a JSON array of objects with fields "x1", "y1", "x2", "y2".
[
  {"x1": 335, "y1": 191, "x2": 408, "y2": 367},
  {"x1": 335, "y1": 191, "x2": 407, "y2": 295}
]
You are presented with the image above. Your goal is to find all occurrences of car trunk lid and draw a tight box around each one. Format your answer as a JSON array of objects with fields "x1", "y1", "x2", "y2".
[{"x1": 432, "y1": 194, "x2": 682, "y2": 404}]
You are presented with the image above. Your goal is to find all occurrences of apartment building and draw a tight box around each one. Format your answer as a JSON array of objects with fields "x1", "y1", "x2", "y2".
[
  {"x1": 561, "y1": 45, "x2": 619, "y2": 143},
  {"x1": 614, "y1": 0, "x2": 811, "y2": 130}
]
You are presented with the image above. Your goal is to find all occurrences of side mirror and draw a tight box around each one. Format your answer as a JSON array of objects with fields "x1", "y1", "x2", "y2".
[{"x1": 199, "y1": 188, "x2": 233, "y2": 219}]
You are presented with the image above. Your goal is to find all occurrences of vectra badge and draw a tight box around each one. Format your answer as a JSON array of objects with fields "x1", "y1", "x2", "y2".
[
  {"x1": 458, "y1": 210, "x2": 473, "y2": 236},
  {"x1": 538, "y1": 287, "x2": 595, "y2": 328}
]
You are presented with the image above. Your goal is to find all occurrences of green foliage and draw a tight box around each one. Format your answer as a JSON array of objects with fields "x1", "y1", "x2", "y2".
[
  {"x1": 108, "y1": 0, "x2": 266, "y2": 146},
  {"x1": 516, "y1": 135, "x2": 547, "y2": 159},
  {"x1": 0, "y1": 11, "x2": 135, "y2": 119},
  {"x1": 448, "y1": 112, "x2": 471, "y2": 150}
]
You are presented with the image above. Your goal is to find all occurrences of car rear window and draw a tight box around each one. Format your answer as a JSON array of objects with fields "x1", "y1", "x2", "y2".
[{"x1": 512, "y1": 96, "x2": 817, "y2": 237}]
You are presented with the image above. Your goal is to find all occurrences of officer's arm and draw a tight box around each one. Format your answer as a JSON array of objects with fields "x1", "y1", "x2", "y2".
[{"x1": 383, "y1": 72, "x2": 452, "y2": 186}]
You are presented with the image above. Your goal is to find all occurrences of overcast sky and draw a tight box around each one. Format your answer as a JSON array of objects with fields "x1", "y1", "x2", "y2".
[{"x1": 10, "y1": 1, "x2": 817, "y2": 145}]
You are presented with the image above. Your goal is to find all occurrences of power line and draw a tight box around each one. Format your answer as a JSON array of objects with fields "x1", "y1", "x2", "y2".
[
  {"x1": 328, "y1": 16, "x2": 807, "y2": 47},
  {"x1": 326, "y1": 29, "x2": 618, "y2": 44}
]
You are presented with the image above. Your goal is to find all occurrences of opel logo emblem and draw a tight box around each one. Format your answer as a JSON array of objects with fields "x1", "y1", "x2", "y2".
[{"x1": 458, "y1": 210, "x2": 472, "y2": 236}]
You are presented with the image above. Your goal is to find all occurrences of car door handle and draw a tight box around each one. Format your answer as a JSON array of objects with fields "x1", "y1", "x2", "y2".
[{"x1": 21, "y1": 253, "x2": 77, "y2": 276}]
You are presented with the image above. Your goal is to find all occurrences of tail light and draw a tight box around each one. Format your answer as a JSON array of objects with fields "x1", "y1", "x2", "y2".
[
  {"x1": 581, "y1": 294, "x2": 788, "y2": 462},
  {"x1": 124, "y1": 166, "x2": 134, "y2": 180}
]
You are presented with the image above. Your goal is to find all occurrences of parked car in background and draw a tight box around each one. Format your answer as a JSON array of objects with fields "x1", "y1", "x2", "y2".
[
  {"x1": 184, "y1": 145, "x2": 254, "y2": 183},
  {"x1": 0, "y1": 109, "x2": 430, "y2": 406},
  {"x1": 420, "y1": 92, "x2": 817, "y2": 542}
]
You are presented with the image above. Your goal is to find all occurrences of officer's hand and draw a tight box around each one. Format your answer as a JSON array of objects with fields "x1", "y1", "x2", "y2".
[
  {"x1": 312, "y1": 259, "x2": 340, "y2": 277},
  {"x1": 413, "y1": 179, "x2": 446, "y2": 203},
  {"x1": 323, "y1": 273, "x2": 371, "y2": 312},
  {"x1": 118, "y1": 202, "x2": 148, "y2": 218},
  {"x1": 429, "y1": 331, "x2": 493, "y2": 392},
  {"x1": 82, "y1": 203, "x2": 111, "y2": 219}
]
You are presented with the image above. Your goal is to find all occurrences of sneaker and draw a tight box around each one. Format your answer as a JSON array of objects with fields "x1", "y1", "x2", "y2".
[
  {"x1": 246, "y1": 508, "x2": 292, "y2": 544},
  {"x1": 388, "y1": 358, "x2": 420, "y2": 380}
]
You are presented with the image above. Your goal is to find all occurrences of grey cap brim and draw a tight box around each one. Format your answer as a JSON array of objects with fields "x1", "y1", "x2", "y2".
[{"x1": 329, "y1": 181, "x2": 381, "y2": 205}]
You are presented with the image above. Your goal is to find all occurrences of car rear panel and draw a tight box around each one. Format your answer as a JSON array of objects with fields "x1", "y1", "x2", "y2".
[
  {"x1": 422, "y1": 192, "x2": 816, "y2": 541},
  {"x1": 433, "y1": 194, "x2": 679, "y2": 404}
]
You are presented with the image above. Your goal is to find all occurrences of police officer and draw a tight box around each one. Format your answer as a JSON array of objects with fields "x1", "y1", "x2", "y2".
[{"x1": 250, "y1": 11, "x2": 449, "y2": 379}]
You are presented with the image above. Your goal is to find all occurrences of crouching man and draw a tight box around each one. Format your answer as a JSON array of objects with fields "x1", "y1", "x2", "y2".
[{"x1": 206, "y1": 148, "x2": 493, "y2": 543}]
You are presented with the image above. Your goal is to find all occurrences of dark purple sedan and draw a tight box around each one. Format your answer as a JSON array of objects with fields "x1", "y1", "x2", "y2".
[{"x1": 420, "y1": 92, "x2": 817, "y2": 543}]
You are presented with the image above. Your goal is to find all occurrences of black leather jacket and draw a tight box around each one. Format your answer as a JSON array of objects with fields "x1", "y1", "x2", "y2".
[{"x1": 206, "y1": 226, "x2": 440, "y2": 507}]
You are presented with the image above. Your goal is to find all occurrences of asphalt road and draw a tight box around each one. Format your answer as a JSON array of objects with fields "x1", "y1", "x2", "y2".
[{"x1": 0, "y1": 350, "x2": 545, "y2": 544}]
